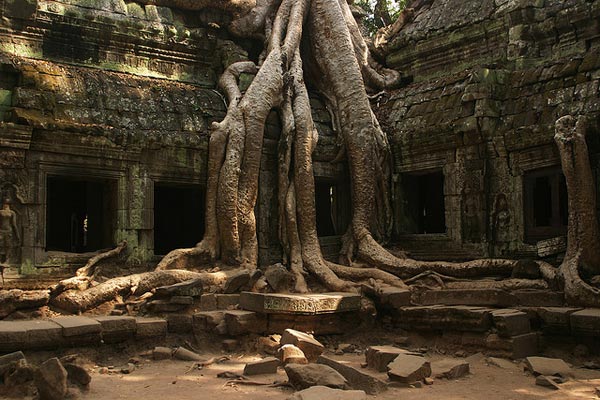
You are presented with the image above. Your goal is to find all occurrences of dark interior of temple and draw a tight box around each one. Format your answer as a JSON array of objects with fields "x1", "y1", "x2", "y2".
[{"x1": 402, "y1": 171, "x2": 446, "y2": 234}]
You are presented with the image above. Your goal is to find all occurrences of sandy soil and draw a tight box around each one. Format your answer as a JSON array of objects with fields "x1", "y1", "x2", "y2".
[{"x1": 82, "y1": 351, "x2": 600, "y2": 400}]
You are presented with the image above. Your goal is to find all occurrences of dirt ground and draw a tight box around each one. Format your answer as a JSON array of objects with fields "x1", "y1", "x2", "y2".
[{"x1": 77, "y1": 351, "x2": 600, "y2": 400}]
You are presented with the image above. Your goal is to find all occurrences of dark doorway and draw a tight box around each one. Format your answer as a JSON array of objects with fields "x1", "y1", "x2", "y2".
[
  {"x1": 46, "y1": 176, "x2": 116, "y2": 252},
  {"x1": 154, "y1": 183, "x2": 205, "y2": 255},
  {"x1": 314, "y1": 180, "x2": 350, "y2": 237},
  {"x1": 524, "y1": 167, "x2": 568, "y2": 243},
  {"x1": 401, "y1": 171, "x2": 446, "y2": 234}
]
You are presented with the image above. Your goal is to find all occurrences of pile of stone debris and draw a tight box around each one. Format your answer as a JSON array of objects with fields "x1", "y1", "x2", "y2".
[{"x1": 0, "y1": 351, "x2": 91, "y2": 400}]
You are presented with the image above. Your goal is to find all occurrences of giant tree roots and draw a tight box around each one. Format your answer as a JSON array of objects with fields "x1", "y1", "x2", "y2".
[{"x1": 43, "y1": 0, "x2": 600, "y2": 313}]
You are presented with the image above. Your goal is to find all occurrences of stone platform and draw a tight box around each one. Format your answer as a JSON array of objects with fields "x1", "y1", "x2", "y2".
[{"x1": 239, "y1": 292, "x2": 361, "y2": 315}]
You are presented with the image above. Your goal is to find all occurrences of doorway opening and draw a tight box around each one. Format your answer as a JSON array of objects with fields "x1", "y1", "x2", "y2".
[{"x1": 401, "y1": 170, "x2": 446, "y2": 234}]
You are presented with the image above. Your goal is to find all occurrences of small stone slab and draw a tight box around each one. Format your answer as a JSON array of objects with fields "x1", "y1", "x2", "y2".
[
  {"x1": 154, "y1": 278, "x2": 203, "y2": 298},
  {"x1": 366, "y1": 346, "x2": 418, "y2": 372},
  {"x1": 20, "y1": 320, "x2": 64, "y2": 349},
  {"x1": 395, "y1": 305, "x2": 493, "y2": 332},
  {"x1": 317, "y1": 355, "x2": 388, "y2": 395},
  {"x1": 535, "y1": 375, "x2": 564, "y2": 390},
  {"x1": 285, "y1": 363, "x2": 348, "y2": 390},
  {"x1": 243, "y1": 357, "x2": 280, "y2": 375},
  {"x1": 51, "y1": 316, "x2": 101, "y2": 337},
  {"x1": 431, "y1": 359, "x2": 470, "y2": 379},
  {"x1": 421, "y1": 289, "x2": 517, "y2": 307},
  {"x1": 570, "y1": 309, "x2": 600, "y2": 336},
  {"x1": 280, "y1": 329, "x2": 324, "y2": 362},
  {"x1": 387, "y1": 354, "x2": 431, "y2": 383},
  {"x1": 537, "y1": 307, "x2": 581, "y2": 335},
  {"x1": 240, "y1": 292, "x2": 361, "y2": 315},
  {"x1": 136, "y1": 318, "x2": 167, "y2": 338},
  {"x1": 288, "y1": 386, "x2": 367, "y2": 400},
  {"x1": 485, "y1": 332, "x2": 538, "y2": 359},
  {"x1": 94, "y1": 316, "x2": 136, "y2": 343},
  {"x1": 0, "y1": 321, "x2": 27, "y2": 352},
  {"x1": 525, "y1": 357, "x2": 572, "y2": 377},
  {"x1": 224, "y1": 310, "x2": 267, "y2": 335},
  {"x1": 491, "y1": 309, "x2": 531, "y2": 337}
]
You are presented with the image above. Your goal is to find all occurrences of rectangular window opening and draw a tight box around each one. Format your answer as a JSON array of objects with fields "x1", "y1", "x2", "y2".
[
  {"x1": 154, "y1": 183, "x2": 205, "y2": 255},
  {"x1": 46, "y1": 176, "x2": 116, "y2": 252},
  {"x1": 315, "y1": 180, "x2": 350, "y2": 237}
]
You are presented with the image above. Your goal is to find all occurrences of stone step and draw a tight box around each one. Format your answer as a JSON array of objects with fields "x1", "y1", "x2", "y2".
[
  {"x1": 0, "y1": 316, "x2": 168, "y2": 352},
  {"x1": 239, "y1": 292, "x2": 361, "y2": 315},
  {"x1": 419, "y1": 289, "x2": 518, "y2": 307},
  {"x1": 393, "y1": 305, "x2": 494, "y2": 332}
]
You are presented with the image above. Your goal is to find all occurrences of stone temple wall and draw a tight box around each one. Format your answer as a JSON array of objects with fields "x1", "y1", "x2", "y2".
[
  {"x1": 0, "y1": 0, "x2": 344, "y2": 276},
  {"x1": 378, "y1": 0, "x2": 600, "y2": 261}
]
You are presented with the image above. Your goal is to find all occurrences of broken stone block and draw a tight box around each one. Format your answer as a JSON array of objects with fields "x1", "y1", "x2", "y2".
[
  {"x1": 525, "y1": 357, "x2": 572, "y2": 377},
  {"x1": 431, "y1": 359, "x2": 470, "y2": 379},
  {"x1": 279, "y1": 344, "x2": 308, "y2": 365},
  {"x1": 257, "y1": 335, "x2": 280, "y2": 355},
  {"x1": 216, "y1": 294, "x2": 241, "y2": 310},
  {"x1": 280, "y1": 329, "x2": 325, "y2": 362},
  {"x1": 224, "y1": 310, "x2": 266, "y2": 335},
  {"x1": 240, "y1": 292, "x2": 361, "y2": 315},
  {"x1": 485, "y1": 332, "x2": 538, "y2": 359},
  {"x1": 537, "y1": 307, "x2": 581, "y2": 335},
  {"x1": 317, "y1": 355, "x2": 388, "y2": 395},
  {"x1": 136, "y1": 318, "x2": 167, "y2": 338},
  {"x1": 487, "y1": 357, "x2": 516, "y2": 369},
  {"x1": 200, "y1": 294, "x2": 217, "y2": 311},
  {"x1": 395, "y1": 305, "x2": 493, "y2": 332},
  {"x1": 285, "y1": 363, "x2": 349, "y2": 390},
  {"x1": 288, "y1": 386, "x2": 367, "y2": 400},
  {"x1": 94, "y1": 316, "x2": 136, "y2": 343},
  {"x1": 224, "y1": 270, "x2": 251, "y2": 294},
  {"x1": 365, "y1": 346, "x2": 415, "y2": 372},
  {"x1": 173, "y1": 347, "x2": 203, "y2": 361},
  {"x1": 243, "y1": 357, "x2": 280, "y2": 375},
  {"x1": 420, "y1": 289, "x2": 517, "y2": 307},
  {"x1": 152, "y1": 346, "x2": 172, "y2": 360},
  {"x1": 387, "y1": 354, "x2": 431, "y2": 384},
  {"x1": 264, "y1": 264, "x2": 293, "y2": 292},
  {"x1": 51, "y1": 316, "x2": 102, "y2": 345},
  {"x1": 491, "y1": 309, "x2": 531, "y2": 337},
  {"x1": 570, "y1": 309, "x2": 600, "y2": 337},
  {"x1": 154, "y1": 278, "x2": 203, "y2": 298},
  {"x1": 377, "y1": 287, "x2": 411, "y2": 308},
  {"x1": 535, "y1": 375, "x2": 564, "y2": 390},
  {"x1": 0, "y1": 351, "x2": 26, "y2": 376},
  {"x1": 34, "y1": 358, "x2": 67, "y2": 400},
  {"x1": 193, "y1": 311, "x2": 225, "y2": 332},
  {"x1": 4, "y1": 358, "x2": 34, "y2": 388},
  {"x1": 166, "y1": 314, "x2": 193, "y2": 333},
  {"x1": 63, "y1": 363, "x2": 92, "y2": 387}
]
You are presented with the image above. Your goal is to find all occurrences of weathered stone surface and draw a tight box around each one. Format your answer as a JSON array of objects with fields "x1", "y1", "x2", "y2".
[
  {"x1": 317, "y1": 356, "x2": 388, "y2": 395},
  {"x1": 34, "y1": 358, "x2": 68, "y2": 400},
  {"x1": 193, "y1": 311, "x2": 225, "y2": 332},
  {"x1": 0, "y1": 321, "x2": 27, "y2": 352},
  {"x1": 152, "y1": 346, "x2": 172, "y2": 360},
  {"x1": 395, "y1": 305, "x2": 493, "y2": 332},
  {"x1": 50, "y1": 316, "x2": 102, "y2": 337},
  {"x1": 420, "y1": 289, "x2": 517, "y2": 307},
  {"x1": 154, "y1": 278, "x2": 203, "y2": 298},
  {"x1": 95, "y1": 316, "x2": 136, "y2": 343},
  {"x1": 285, "y1": 363, "x2": 349, "y2": 390},
  {"x1": 63, "y1": 363, "x2": 92, "y2": 387},
  {"x1": 377, "y1": 287, "x2": 412, "y2": 308},
  {"x1": 136, "y1": 318, "x2": 167, "y2": 338},
  {"x1": 280, "y1": 329, "x2": 325, "y2": 362},
  {"x1": 257, "y1": 335, "x2": 280, "y2": 355},
  {"x1": 264, "y1": 264, "x2": 294, "y2": 292},
  {"x1": 19, "y1": 320, "x2": 64, "y2": 349},
  {"x1": 288, "y1": 386, "x2": 367, "y2": 400},
  {"x1": 537, "y1": 307, "x2": 581, "y2": 335},
  {"x1": 511, "y1": 290, "x2": 564, "y2": 307},
  {"x1": 268, "y1": 312, "x2": 357, "y2": 335},
  {"x1": 485, "y1": 332, "x2": 538, "y2": 359},
  {"x1": 216, "y1": 294, "x2": 240, "y2": 310},
  {"x1": 223, "y1": 270, "x2": 251, "y2": 294},
  {"x1": 535, "y1": 375, "x2": 564, "y2": 389},
  {"x1": 431, "y1": 359, "x2": 470, "y2": 379},
  {"x1": 487, "y1": 357, "x2": 517, "y2": 369},
  {"x1": 172, "y1": 347, "x2": 203, "y2": 361},
  {"x1": 170, "y1": 296, "x2": 194, "y2": 305},
  {"x1": 365, "y1": 346, "x2": 417, "y2": 372},
  {"x1": 224, "y1": 310, "x2": 266, "y2": 335},
  {"x1": 387, "y1": 354, "x2": 431, "y2": 383},
  {"x1": 4, "y1": 358, "x2": 34, "y2": 388},
  {"x1": 525, "y1": 357, "x2": 572, "y2": 377},
  {"x1": 279, "y1": 344, "x2": 308, "y2": 365},
  {"x1": 570, "y1": 309, "x2": 600, "y2": 337},
  {"x1": 491, "y1": 309, "x2": 531, "y2": 337},
  {"x1": 240, "y1": 292, "x2": 361, "y2": 315},
  {"x1": 166, "y1": 314, "x2": 193, "y2": 333},
  {"x1": 200, "y1": 294, "x2": 218, "y2": 311},
  {"x1": 243, "y1": 357, "x2": 280, "y2": 375},
  {"x1": 0, "y1": 351, "x2": 26, "y2": 376}
]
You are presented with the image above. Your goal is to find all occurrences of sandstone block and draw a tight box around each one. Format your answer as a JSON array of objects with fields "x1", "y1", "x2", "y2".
[
  {"x1": 485, "y1": 332, "x2": 538, "y2": 359},
  {"x1": 152, "y1": 346, "x2": 172, "y2": 360},
  {"x1": 365, "y1": 346, "x2": 416, "y2": 372},
  {"x1": 240, "y1": 292, "x2": 361, "y2": 315},
  {"x1": 525, "y1": 356, "x2": 572, "y2": 377},
  {"x1": 491, "y1": 309, "x2": 531, "y2": 337},
  {"x1": 431, "y1": 359, "x2": 470, "y2": 379},
  {"x1": 420, "y1": 289, "x2": 517, "y2": 307},
  {"x1": 285, "y1": 363, "x2": 348, "y2": 390},
  {"x1": 280, "y1": 329, "x2": 324, "y2": 362},
  {"x1": 570, "y1": 309, "x2": 600, "y2": 336},
  {"x1": 0, "y1": 322, "x2": 26, "y2": 352},
  {"x1": 216, "y1": 294, "x2": 240, "y2": 310},
  {"x1": 94, "y1": 316, "x2": 136, "y2": 343},
  {"x1": 387, "y1": 354, "x2": 431, "y2": 384},
  {"x1": 19, "y1": 320, "x2": 64, "y2": 349},
  {"x1": 317, "y1": 355, "x2": 388, "y2": 395},
  {"x1": 136, "y1": 318, "x2": 167, "y2": 338},
  {"x1": 243, "y1": 357, "x2": 280, "y2": 375},
  {"x1": 166, "y1": 314, "x2": 193, "y2": 333},
  {"x1": 288, "y1": 386, "x2": 367, "y2": 400},
  {"x1": 34, "y1": 358, "x2": 67, "y2": 400},
  {"x1": 154, "y1": 278, "x2": 203, "y2": 298},
  {"x1": 279, "y1": 344, "x2": 308, "y2": 365},
  {"x1": 395, "y1": 305, "x2": 493, "y2": 332},
  {"x1": 537, "y1": 307, "x2": 580, "y2": 335},
  {"x1": 193, "y1": 311, "x2": 225, "y2": 332},
  {"x1": 224, "y1": 310, "x2": 266, "y2": 335},
  {"x1": 50, "y1": 316, "x2": 101, "y2": 345}
]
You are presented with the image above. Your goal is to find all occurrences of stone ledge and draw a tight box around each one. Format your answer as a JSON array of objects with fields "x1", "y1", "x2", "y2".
[{"x1": 239, "y1": 292, "x2": 361, "y2": 315}]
